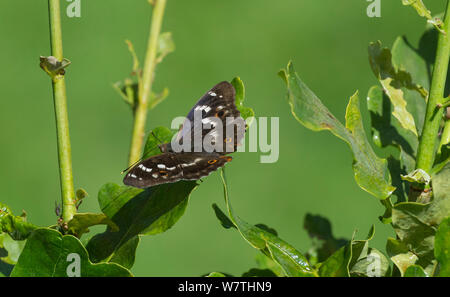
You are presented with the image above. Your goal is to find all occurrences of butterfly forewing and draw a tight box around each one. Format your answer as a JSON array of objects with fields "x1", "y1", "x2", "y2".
[
  {"x1": 123, "y1": 152, "x2": 231, "y2": 188},
  {"x1": 123, "y1": 153, "x2": 183, "y2": 188}
]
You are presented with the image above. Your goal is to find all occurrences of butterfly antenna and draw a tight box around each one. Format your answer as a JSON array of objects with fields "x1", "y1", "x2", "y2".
[{"x1": 120, "y1": 158, "x2": 143, "y2": 174}]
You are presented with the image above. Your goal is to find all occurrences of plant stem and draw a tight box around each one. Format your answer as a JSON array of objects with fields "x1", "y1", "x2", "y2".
[
  {"x1": 128, "y1": 0, "x2": 167, "y2": 166},
  {"x1": 48, "y1": 0, "x2": 76, "y2": 222},
  {"x1": 415, "y1": 0, "x2": 450, "y2": 173},
  {"x1": 438, "y1": 110, "x2": 450, "y2": 155}
]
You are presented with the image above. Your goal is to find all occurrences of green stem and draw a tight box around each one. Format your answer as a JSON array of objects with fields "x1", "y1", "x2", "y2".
[
  {"x1": 48, "y1": 0, "x2": 76, "y2": 222},
  {"x1": 128, "y1": 0, "x2": 167, "y2": 166},
  {"x1": 415, "y1": 0, "x2": 450, "y2": 173},
  {"x1": 438, "y1": 109, "x2": 450, "y2": 155}
]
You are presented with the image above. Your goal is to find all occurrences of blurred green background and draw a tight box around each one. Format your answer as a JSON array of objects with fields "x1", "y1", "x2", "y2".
[{"x1": 0, "y1": 0, "x2": 445, "y2": 276}]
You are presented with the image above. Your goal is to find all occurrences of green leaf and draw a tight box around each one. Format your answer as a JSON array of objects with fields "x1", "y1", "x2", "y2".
[
  {"x1": 156, "y1": 32, "x2": 175, "y2": 64},
  {"x1": 75, "y1": 188, "x2": 88, "y2": 200},
  {"x1": 67, "y1": 213, "x2": 118, "y2": 237},
  {"x1": 241, "y1": 268, "x2": 278, "y2": 277},
  {"x1": 303, "y1": 213, "x2": 348, "y2": 265},
  {"x1": 0, "y1": 262, "x2": 12, "y2": 277},
  {"x1": 0, "y1": 203, "x2": 37, "y2": 240},
  {"x1": 402, "y1": 0, "x2": 432, "y2": 19},
  {"x1": 218, "y1": 169, "x2": 316, "y2": 277},
  {"x1": 0, "y1": 232, "x2": 26, "y2": 276},
  {"x1": 87, "y1": 181, "x2": 196, "y2": 266},
  {"x1": 206, "y1": 272, "x2": 226, "y2": 277},
  {"x1": 149, "y1": 87, "x2": 169, "y2": 110},
  {"x1": 401, "y1": 169, "x2": 431, "y2": 185},
  {"x1": 402, "y1": 0, "x2": 444, "y2": 32},
  {"x1": 367, "y1": 85, "x2": 417, "y2": 204},
  {"x1": 404, "y1": 264, "x2": 429, "y2": 277},
  {"x1": 231, "y1": 77, "x2": 255, "y2": 123},
  {"x1": 114, "y1": 80, "x2": 169, "y2": 111},
  {"x1": 392, "y1": 36, "x2": 430, "y2": 92},
  {"x1": 125, "y1": 40, "x2": 140, "y2": 74},
  {"x1": 433, "y1": 144, "x2": 449, "y2": 175},
  {"x1": 117, "y1": 35, "x2": 173, "y2": 111},
  {"x1": 435, "y1": 217, "x2": 450, "y2": 276},
  {"x1": 11, "y1": 228, "x2": 132, "y2": 277},
  {"x1": 87, "y1": 127, "x2": 197, "y2": 268},
  {"x1": 143, "y1": 126, "x2": 177, "y2": 157},
  {"x1": 391, "y1": 36, "x2": 429, "y2": 134},
  {"x1": 254, "y1": 253, "x2": 285, "y2": 277},
  {"x1": 212, "y1": 203, "x2": 235, "y2": 229},
  {"x1": 0, "y1": 233, "x2": 26, "y2": 265},
  {"x1": 415, "y1": 28, "x2": 450, "y2": 96},
  {"x1": 390, "y1": 203, "x2": 437, "y2": 275},
  {"x1": 113, "y1": 79, "x2": 136, "y2": 107},
  {"x1": 368, "y1": 41, "x2": 419, "y2": 137},
  {"x1": 367, "y1": 86, "x2": 418, "y2": 158},
  {"x1": 386, "y1": 237, "x2": 419, "y2": 276},
  {"x1": 350, "y1": 248, "x2": 390, "y2": 277},
  {"x1": 318, "y1": 243, "x2": 352, "y2": 277},
  {"x1": 254, "y1": 224, "x2": 278, "y2": 236},
  {"x1": 110, "y1": 235, "x2": 140, "y2": 270},
  {"x1": 431, "y1": 163, "x2": 450, "y2": 220},
  {"x1": 318, "y1": 227, "x2": 381, "y2": 277},
  {"x1": 280, "y1": 62, "x2": 395, "y2": 199}
]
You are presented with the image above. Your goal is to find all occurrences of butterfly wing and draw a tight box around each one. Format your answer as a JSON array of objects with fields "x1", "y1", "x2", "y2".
[
  {"x1": 170, "y1": 81, "x2": 245, "y2": 154},
  {"x1": 123, "y1": 152, "x2": 231, "y2": 188},
  {"x1": 176, "y1": 152, "x2": 232, "y2": 180}
]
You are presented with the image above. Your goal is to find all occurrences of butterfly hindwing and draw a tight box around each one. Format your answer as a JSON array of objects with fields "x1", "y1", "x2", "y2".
[
  {"x1": 185, "y1": 81, "x2": 238, "y2": 121},
  {"x1": 175, "y1": 152, "x2": 231, "y2": 181},
  {"x1": 123, "y1": 152, "x2": 231, "y2": 188}
]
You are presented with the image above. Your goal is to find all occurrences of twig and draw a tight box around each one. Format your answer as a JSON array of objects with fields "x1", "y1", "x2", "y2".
[
  {"x1": 415, "y1": 0, "x2": 450, "y2": 173},
  {"x1": 46, "y1": 0, "x2": 76, "y2": 222},
  {"x1": 128, "y1": 0, "x2": 167, "y2": 166}
]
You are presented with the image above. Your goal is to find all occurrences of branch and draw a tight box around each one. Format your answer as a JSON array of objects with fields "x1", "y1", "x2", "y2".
[
  {"x1": 415, "y1": 0, "x2": 450, "y2": 173},
  {"x1": 128, "y1": 0, "x2": 167, "y2": 166},
  {"x1": 46, "y1": 0, "x2": 76, "y2": 223}
]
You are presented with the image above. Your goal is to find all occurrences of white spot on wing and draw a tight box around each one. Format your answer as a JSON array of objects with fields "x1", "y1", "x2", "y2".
[
  {"x1": 195, "y1": 105, "x2": 212, "y2": 113},
  {"x1": 202, "y1": 118, "x2": 214, "y2": 125}
]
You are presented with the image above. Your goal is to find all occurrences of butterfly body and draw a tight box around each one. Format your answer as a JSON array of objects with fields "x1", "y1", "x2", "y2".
[{"x1": 123, "y1": 81, "x2": 244, "y2": 188}]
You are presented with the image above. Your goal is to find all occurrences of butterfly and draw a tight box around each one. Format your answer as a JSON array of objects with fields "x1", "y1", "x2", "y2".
[{"x1": 123, "y1": 81, "x2": 246, "y2": 188}]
